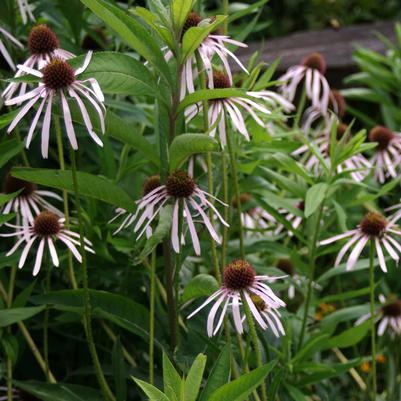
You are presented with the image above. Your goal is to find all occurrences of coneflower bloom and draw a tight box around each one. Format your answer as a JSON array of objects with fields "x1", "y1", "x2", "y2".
[
  {"x1": 355, "y1": 295, "x2": 401, "y2": 337},
  {"x1": 0, "y1": 211, "x2": 94, "y2": 276},
  {"x1": 0, "y1": 27, "x2": 23, "y2": 70},
  {"x1": 109, "y1": 175, "x2": 161, "y2": 236},
  {"x1": 368, "y1": 126, "x2": 401, "y2": 183},
  {"x1": 234, "y1": 193, "x2": 276, "y2": 236},
  {"x1": 133, "y1": 171, "x2": 228, "y2": 255},
  {"x1": 187, "y1": 259, "x2": 286, "y2": 337},
  {"x1": 186, "y1": 70, "x2": 294, "y2": 145},
  {"x1": 293, "y1": 123, "x2": 371, "y2": 182},
  {"x1": 320, "y1": 211, "x2": 401, "y2": 272},
  {"x1": 5, "y1": 51, "x2": 105, "y2": 158},
  {"x1": 3, "y1": 25, "x2": 74, "y2": 100},
  {"x1": 278, "y1": 52, "x2": 330, "y2": 115},
  {"x1": 2, "y1": 173, "x2": 62, "y2": 223},
  {"x1": 164, "y1": 12, "x2": 248, "y2": 99},
  {"x1": 17, "y1": 0, "x2": 35, "y2": 24}
]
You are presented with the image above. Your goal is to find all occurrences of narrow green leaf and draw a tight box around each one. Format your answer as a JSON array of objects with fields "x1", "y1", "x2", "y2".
[
  {"x1": 133, "y1": 378, "x2": 170, "y2": 401},
  {"x1": 172, "y1": 0, "x2": 194, "y2": 31},
  {"x1": 0, "y1": 306, "x2": 46, "y2": 327},
  {"x1": 112, "y1": 339, "x2": 127, "y2": 401},
  {"x1": 0, "y1": 191, "x2": 21, "y2": 208},
  {"x1": 11, "y1": 168, "x2": 135, "y2": 212},
  {"x1": 184, "y1": 354, "x2": 207, "y2": 401},
  {"x1": 169, "y1": 134, "x2": 219, "y2": 171},
  {"x1": 0, "y1": 139, "x2": 24, "y2": 168},
  {"x1": 181, "y1": 274, "x2": 219, "y2": 304},
  {"x1": 304, "y1": 183, "x2": 327, "y2": 218},
  {"x1": 199, "y1": 345, "x2": 231, "y2": 401},
  {"x1": 163, "y1": 353, "x2": 183, "y2": 401},
  {"x1": 208, "y1": 362, "x2": 276, "y2": 401},
  {"x1": 323, "y1": 320, "x2": 370, "y2": 349}
]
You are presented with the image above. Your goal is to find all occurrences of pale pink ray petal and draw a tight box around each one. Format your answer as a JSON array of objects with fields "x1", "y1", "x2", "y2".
[
  {"x1": 187, "y1": 289, "x2": 225, "y2": 319},
  {"x1": 231, "y1": 293, "x2": 243, "y2": 334},
  {"x1": 6, "y1": 236, "x2": 25, "y2": 256},
  {"x1": 75, "y1": 51, "x2": 93, "y2": 76},
  {"x1": 377, "y1": 317, "x2": 388, "y2": 336},
  {"x1": 183, "y1": 199, "x2": 200, "y2": 255},
  {"x1": 26, "y1": 95, "x2": 47, "y2": 148},
  {"x1": 381, "y1": 237, "x2": 399, "y2": 263},
  {"x1": 171, "y1": 200, "x2": 180, "y2": 254},
  {"x1": 335, "y1": 233, "x2": 362, "y2": 266},
  {"x1": 319, "y1": 230, "x2": 357, "y2": 245},
  {"x1": 206, "y1": 293, "x2": 228, "y2": 337},
  {"x1": 244, "y1": 290, "x2": 267, "y2": 329},
  {"x1": 32, "y1": 238, "x2": 46, "y2": 276},
  {"x1": 213, "y1": 298, "x2": 229, "y2": 336},
  {"x1": 60, "y1": 90, "x2": 78, "y2": 150},
  {"x1": 41, "y1": 91, "x2": 54, "y2": 158},
  {"x1": 7, "y1": 93, "x2": 43, "y2": 132},
  {"x1": 18, "y1": 236, "x2": 37, "y2": 268},
  {"x1": 58, "y1": 235, "x2": 82, "y2": 262},
  {"x1": 346, "y1": 235, "x2": 369, "y2": 271},
  {"x1": 375, "y1": 238, "x2": 387, "y2": 273},
  {"x1": 47, "y1": 237, "x2": 59, "y2": 266}
]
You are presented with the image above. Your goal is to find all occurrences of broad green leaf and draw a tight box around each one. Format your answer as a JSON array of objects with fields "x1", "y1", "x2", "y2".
[
  {"x1": 285, "y1": 384, "x2": 308, "y2": 401},
  {"x1": 133, "y1": 378, "x2": 170, "y2": 401},
  {"x1": 0, "y1": 139, "x2": 24, "y2": 168},
  {"x1": 181, "y1": 274, "x2": 219, "y2": 304},
  {"x1": 208, "y1": 362, "x2": 276, "y2": 401},
  {"x1": 137, "y1": 205, "x2": 173, "y2": 262},
  {"x1": 13, "y1": 281, "x2": 36, "y2": 308},
  {"x1": 181, "y1": 15, "x2": 226, "y2": 63},
  {"x1": 32, "y1": 290, "x2": 150, "y2": 342},
  {"x1": 14, "y1": 381, "x2": 103, "y2": 401},
  {"x1": 0, "y1": 191, "x2": 21, "y2": 208},
  {"x1": 184, "y1": 354, "x2": 207, "y2": 401},
  {"x1": 169, "y1": 134, "x2": 219, "y2": 171},
  {"x1": 304, "y1": 183, "x2": 327, "y2": 218},
  {"x1": 320, "y1": 305, "x2": 370, "y2": 334},
  {"x1": 199, "y1": 346, "x2": 231, "y2": 401},
  {"x1": 163, "y1": 353, "x2": 183, "y2": 401},
  {"x1": 291, "y1": 334, "x2": 330, "y2": 364},
  {"x1": 112, "y1": 339, "x2": 127, "y2": 401},
  {"x1": 69, "y1": 52, "x2": 163, "y2": 100},
  {"x1": 79, "y1": 0, "x2": 173, "y2": 87},
  {"x1": 227, "y1": 0, "x2": 269, "y2": 23},
  {"x1": 178, "y1": 88, "x2": 246, "y2": 113},
  {"x1": 323, "y1": 320, "x2": 370, "y2": 349},
  {"x1": 0, "y1": 306, "x2": 45, "y2": 327},
  {"x1": 11, "y1": 168, "x2": 135, "y2": 212},
  {"x1": 172, "y1": 0, "x2": 194, "y2": 31}
]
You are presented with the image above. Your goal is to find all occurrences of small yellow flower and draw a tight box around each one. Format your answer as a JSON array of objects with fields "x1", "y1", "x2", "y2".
[
  {"x1": 360, "y1": 361, "x2": 370, "y2": 373},
  {"x1": 376, "y1": 354, "x2": 386, "y2": 364}
]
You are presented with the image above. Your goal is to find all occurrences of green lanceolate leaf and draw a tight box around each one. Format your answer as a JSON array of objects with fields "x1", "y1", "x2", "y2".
[
  {"x1": 0, "y1": 306, "x2": 46, "y2": 327},
  {"x1": 181, "y1": 15, "x2": 226, "y2": 63},
  {"x1": 181, "y1": 274, "x2": 219, "y2": 304},
  {"x1": 79, "y1": 0, "x2": 173, "y2": 87},
  {"x1": 163, "y1": 353, "x2": 183, "y2": 401},
  {"x1": 132, "y1": 378, "x2": 170, "y2": 401},
  {"x1": 69, "y1": 52, "x2": 163, "y2": 100},
  {"x1": 0, "y1": 190, "x2": 21, "y2": 208},
  {"x1": 112, "y1": 339, "x2": 127, "y2": 401},
  {"x1": 0, "y1": 139, "x2": 24, "y2": 168},
  {"x1": 11, "y1": 168, "x2": 135, "y2": 212},
  {"x1": 184, "y1": 354, "x2": 207, "y2": 401},
  {"x1": 171, "y1": 0, "x2": 194, "y2": 32},
  {"x1": 304, "y1": 183, "x2": 328, "y2": 218},
  {"x1": 14, "y1": 381, "x2": 103, "y2": 401},
  {"x1": 169, "y1": 134, "x2": 219, "y2": 171},
  {"x1": 199, "y1": 346, "x2": 231, "y2": 401},
  {"x1": 208, "y1": 362, "x2": 276, "y2": 401},
  {"x1": 178, "y1": 88, "x2": 246, "y2": 113}
]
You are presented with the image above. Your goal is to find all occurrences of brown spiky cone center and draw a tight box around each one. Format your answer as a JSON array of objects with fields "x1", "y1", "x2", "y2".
[
  {"x1": 34, "y1": 211, "x2": 61, "y2": 236},
  {"x1": 28, "y1": 24, "x2": 59, "y2": 55},
  {"x1": 360, "y1": 212, "x2": 387, "y2": 237},
  {"x1": 224, "y1": 259, "x2": 256, "y2": 290},
  {"x1": 166, "y1": 171, "x2": 196, "y2": 198},
  {"x1": 302, "y1": 52, "x2": 326, "y2": 74},
  {"x1": 42, "y1": 58, "x2": 75, "y2": 90},
  {"x1": 369, "y1": 126, "x2": 395, "y2": 151}
]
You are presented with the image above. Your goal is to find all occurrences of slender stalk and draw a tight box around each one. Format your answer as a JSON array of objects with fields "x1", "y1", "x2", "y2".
[
  {"x1": 0, "y1": 279, "x2": 57, "y2": 383},
  {"x1": 298, "y1": 204, "x2": 324, "y2": 348},
  {"x1": 369, "y1": 241, "x2": 377, "y2": 400},
  {"x1": 43, "y1": 261, "x2": 51, "y2": 382},
  {"x1": 221, "y1": 152, "x2": 229, "y2": 268},
  {"x1": 223, "y1": 0, "x2": 229, "y2": 33},
  {"x1": 14, "y1": 126, "x2": 30, "y2": 167},
  {"x1": 7, "y1": 265, "x2": 16, "y2": 401},
  {"x1": 241, "y1": 293, "x2": 267, "y2": 401},
  {"x1": 149, "y1": 249, "x2": 156, "y2": 384},
  {"x1": 54, "y1": 116, "x2": 78, "y2": 289},
  {"x1": 226, "y1": 127, "x2": 245, "y2": 259},
  {"x1": 70, "y1": 149, "x2": 115, "y2": 401},
  {"x1": 293, "y1": 84, "x2": 306, "y2": 129}
]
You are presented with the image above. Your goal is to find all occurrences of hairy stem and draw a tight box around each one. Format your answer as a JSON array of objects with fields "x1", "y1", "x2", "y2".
[
  {"x1": 70, "y1": 149, "x2": 116, "y2": 401},
  {"x1": 149, "y1": 250, "x2": 156, "y2": 384},
  {"x1": 299, "y1": 204, "x2": 324, "y2": 348},
  {"x1": 43, "y1": 261, "x2": 51, "y2": 382},
  {"x1": 242, "y1": 293, "x2": 267, "y2": 401},
  {"x1": 369, "y1": 241, "x2": 377, "y2": 400}
]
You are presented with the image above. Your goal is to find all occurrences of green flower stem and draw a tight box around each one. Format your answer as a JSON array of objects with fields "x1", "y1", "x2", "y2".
[
  {"x1": 226, "y1": 125, "x2": 245, "y2": 259},
  {"x1": 298, "y1": 203, "x2": 324, "y2": 348},
  {"x1": 369, "y1": 241, "x2": 377, "y2": 400},
  {"x1": 221, "y1": 151, "x2": 229, "y2": 269},
  {"x1": 149, "y1": 250, "x2": 156, "y2": 384},
  {"x1": 43, "y1": 260, "x2": 51, "y2": 382},
  {"x1": 241, "y1": 292, "x2": 267, "y2": 401},
  {"x1": 223, "y1": 0, "x2": 229, "y2": 33},
  {"x1": 0, "y1": 279, "x2": 57, "y2": 383},
  {"x1": 6, "y1": 265, "x2": 16, "y2": 401},
  {"x1": 293, "y1": 84, "x2": 307, "y2": 129},
  {"x1": 54, "y1": 117, "x2": 78, "y2": 290},
  {"x1": 70, "y1": 149, "x2": 116, "y2": 401}
]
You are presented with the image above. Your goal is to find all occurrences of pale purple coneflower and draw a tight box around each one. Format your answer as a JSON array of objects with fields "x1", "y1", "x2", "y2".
[
  {"x1": 109, "y1": 175, "x2": 161, "y2": 237},
  {"x1": 293, "y1": 123, "x2": 371, "y2": 182},
  {"x1": 17, "y1": 0, "x2": 35, "y2": 24},
  {"x1": 5, "y1": 51, "x2": 105, "y2": 158},
  {"x1": 0, "y1": 26, "x2": 23, "y2": 70},
  {"x1": 320, "y1": 211, "x2": 401, "y2": 272},
  {"x1": 186, "y1": 70, "x2": 294, "y2": 146},
  {"x1": 368, "y1": 126, "x2": 401, "y2": 183},
  {"x1": 3, "y1": 25, "x2": 74, "y2": 100},
  {"x1": 2, "y1": 173, "x2": 62, "y2": 224},
  {"x1": 187, "y1": 259, "x2": 286, "y2": 337},
  {"x1": 278, "y1": 52, "x2": 330, "y2": 115},
  {"x1": 355, "y1": 295, "x2": 401, "y2": 337},
  {"x1": 133, "y1": 171, "x2": 228, "y2": 255},
  {"x1": 274, "y1": 200, "x2": 305, "y2": 237},
  {"x1": 164, "y1": 12, "x2": 248, "y2": 99},
  {"x1": 0, "y1": 211, "x2": 94, "y2": 276}
]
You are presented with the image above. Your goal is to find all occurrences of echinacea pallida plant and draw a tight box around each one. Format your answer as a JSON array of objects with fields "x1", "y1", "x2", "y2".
[{"x1": 133, "y1": 351, "x2": 276, "y2": 401}]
